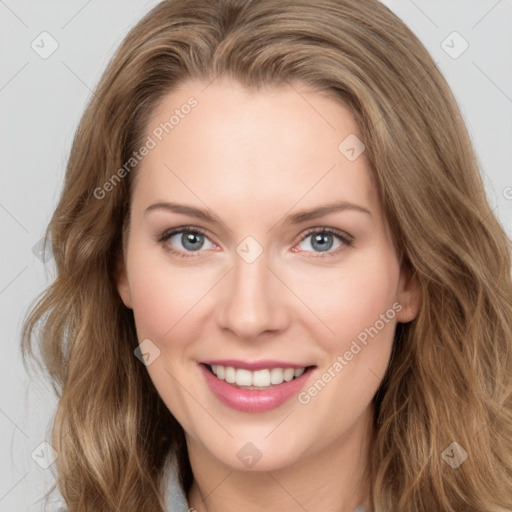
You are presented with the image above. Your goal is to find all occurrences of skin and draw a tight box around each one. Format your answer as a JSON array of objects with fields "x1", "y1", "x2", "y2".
[{"x1": 117, "y1": 77, "x2": 421, "y2": 512}]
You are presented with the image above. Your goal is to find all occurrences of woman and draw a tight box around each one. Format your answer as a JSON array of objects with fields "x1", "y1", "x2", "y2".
[{"x1": 22, "y1": 0, "x2": 512, "y2": 511}]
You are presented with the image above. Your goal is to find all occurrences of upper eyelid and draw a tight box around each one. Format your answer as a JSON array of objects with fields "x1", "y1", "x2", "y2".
[{"x1": 160, "y1": 225, "x2": 211, "y2": 242}]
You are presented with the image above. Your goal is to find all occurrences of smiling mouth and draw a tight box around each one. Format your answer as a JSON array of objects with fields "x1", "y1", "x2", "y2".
[{"x1": 203, "y1": 363, "x2": 316, "y2": 389}]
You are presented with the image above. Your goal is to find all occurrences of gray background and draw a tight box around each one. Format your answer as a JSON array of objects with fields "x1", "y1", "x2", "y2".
[{"x1": 1, "y1": 1, "x2": 511, "y2": 510}]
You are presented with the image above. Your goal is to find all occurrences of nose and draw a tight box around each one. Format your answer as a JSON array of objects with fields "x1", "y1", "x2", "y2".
[{"x1": 216, "y1": 249, "x2": 290, "y2": 340}]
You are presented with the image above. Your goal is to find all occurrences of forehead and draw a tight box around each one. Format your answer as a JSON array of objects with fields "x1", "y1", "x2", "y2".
[{"x1": 132, "y1": 78, "x2": 378, "y2": 224}]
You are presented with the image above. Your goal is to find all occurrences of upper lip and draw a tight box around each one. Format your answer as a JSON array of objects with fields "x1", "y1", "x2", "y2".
[{"x1": 200, "y1": 359, "x2": 313, "y2": 371}]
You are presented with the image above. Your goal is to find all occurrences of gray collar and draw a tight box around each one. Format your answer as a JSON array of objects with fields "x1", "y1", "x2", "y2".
[
  {"x1": 162, "y1": 450, "x2": 189, "y2": 512},
  {"x1": 162, "y1": 451, "x2": 372, "y2": 512}
]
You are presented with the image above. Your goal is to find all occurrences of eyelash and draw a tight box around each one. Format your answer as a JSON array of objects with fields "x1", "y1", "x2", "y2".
[{"x1": 158, "y1": 225, "x2": 354, "y2": 259}]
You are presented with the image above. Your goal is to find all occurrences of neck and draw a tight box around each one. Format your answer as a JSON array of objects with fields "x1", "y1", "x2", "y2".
[{"x1": 186, "y1": 405, "x2": 373, "y2": 512}]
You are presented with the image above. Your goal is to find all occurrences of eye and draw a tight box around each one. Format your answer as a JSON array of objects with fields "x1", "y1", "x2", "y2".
[
  {"x1": 158, "y1": 226, "x2": 353, "y2": 259},
  {"x1": 159, "y1": 226, "x2": 216, "y2": 258},
  {"x1": 292, "y1": 227, "x2": 353, "y2": 258}
]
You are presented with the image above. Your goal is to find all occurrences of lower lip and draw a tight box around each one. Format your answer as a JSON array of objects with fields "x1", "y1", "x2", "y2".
[{"x1": 199, "y1": 364, "x2": 315, "y2": 413}]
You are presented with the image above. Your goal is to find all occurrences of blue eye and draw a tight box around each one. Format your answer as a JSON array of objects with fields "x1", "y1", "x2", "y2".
[
  {"x1": 159, "y1": 226, "x2": 353, "y2": 259},
  {"x1": 294, "y1": 227, "x2": 353, "y2": 258},
  {"x1": 159, "y1": 226, "x2": 215, "y2": 258}
]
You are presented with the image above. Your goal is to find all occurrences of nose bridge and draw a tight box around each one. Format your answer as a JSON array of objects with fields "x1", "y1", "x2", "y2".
[{"x1": 217, "y1": 243, "x2": 287, "y2": 338}]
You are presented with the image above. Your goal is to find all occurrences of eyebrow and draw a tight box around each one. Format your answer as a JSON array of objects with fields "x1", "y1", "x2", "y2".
[{"x1": 144, "y1": 200, "x2": 372, "y2": 225}]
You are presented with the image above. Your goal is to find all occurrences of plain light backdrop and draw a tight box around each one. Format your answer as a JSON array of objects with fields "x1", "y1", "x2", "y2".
[{"x1": 1, "y1": 1, "x2": 511, "y2": 510}]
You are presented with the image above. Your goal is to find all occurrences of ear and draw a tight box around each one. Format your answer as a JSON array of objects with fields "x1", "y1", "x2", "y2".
[
  {"x1": 115, "y1": 255, "x2": 133, "y2": 309},
  {"x1": 395, "y1": 262, "x2": 422, "y2": 323}
]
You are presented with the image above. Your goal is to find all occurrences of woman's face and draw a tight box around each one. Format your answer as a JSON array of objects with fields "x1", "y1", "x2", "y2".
[{"x1": 117, "y1": 77, "x2": 420, "y2": 472}]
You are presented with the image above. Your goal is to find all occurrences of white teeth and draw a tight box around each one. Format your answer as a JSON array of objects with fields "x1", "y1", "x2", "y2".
[
  {"x1": 294, "y1": 367, "x2": 305, "y2": 378},
  {"x1": 209, "y1": 365, "x2": 308, "y2": 387},
  {"x1": 236, "y1": 368, "x2": 252, "y2": 386},
  {"x1": 253, "y1": 369, "x2": 271, "y2": 387},
  {"x1": 216, "y1": 365, "x2": 225, "y2": 380},
  {"x1": 283, "y1": 368, "x2": 295, "y2": 382},
  {"x1": 269, "y1": 368, "x2": 283, "y2": 385},
  {"x1": 225, "y1": 366, "x2": 236, "y2": 384}
]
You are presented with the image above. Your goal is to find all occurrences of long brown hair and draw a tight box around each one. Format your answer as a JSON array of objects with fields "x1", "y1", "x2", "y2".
[{"x1": 22, "y1": 0, "x2": 512, "y2": 510}]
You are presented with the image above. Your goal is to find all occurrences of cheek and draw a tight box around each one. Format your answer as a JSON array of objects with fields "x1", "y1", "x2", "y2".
[
  {"x1": 292, "y1": 254, "x2": 400, "y2": 429},
  {"x1": 127, "y1": 245, "x2": 215, "y2": 345},
  {"x1": 287, "y1": 249, "x2": 401, "y2": 351},
  {"x1": 126, "y1": 247, "x2": 213, "y2": 423}
]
